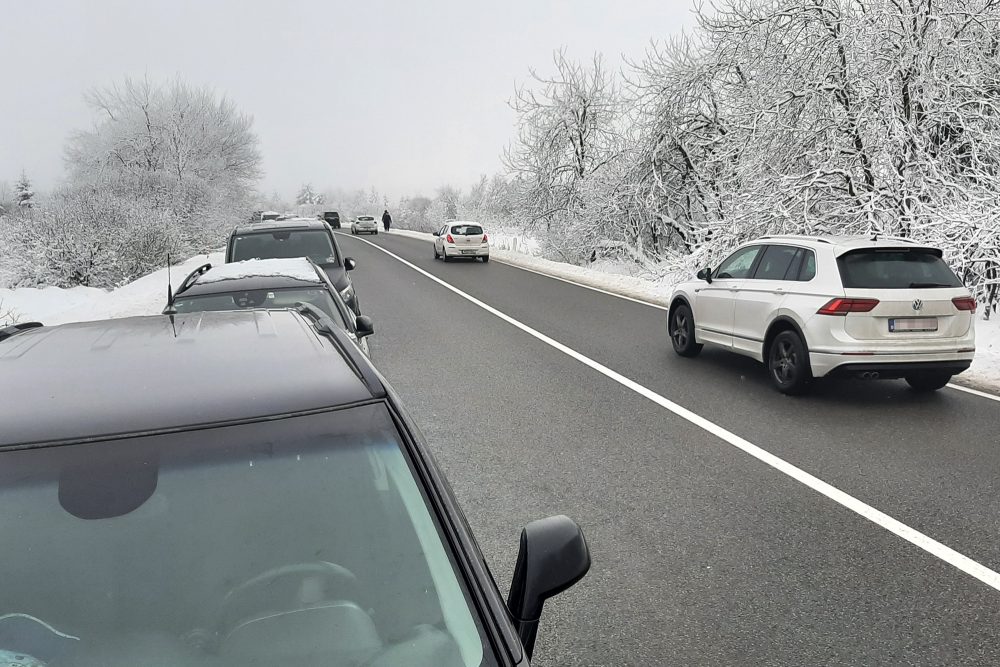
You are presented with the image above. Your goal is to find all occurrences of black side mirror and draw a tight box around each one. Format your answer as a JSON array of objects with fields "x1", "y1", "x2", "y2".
[
  {"x1": 355, "y1": 315, "x2": 374, "y2": 338},
  {"x1": 506, "y1": 515, "x2": 590, "y2": 659},
  {"x1": 344, "y1": 258, "x2": 357, "y2": 271},
  {"x1": 432, "y1": 231, "x2": 440, "y2": 237},
  {"x1": 696, "y1": 267, "x2": 712, "y2": 283}
]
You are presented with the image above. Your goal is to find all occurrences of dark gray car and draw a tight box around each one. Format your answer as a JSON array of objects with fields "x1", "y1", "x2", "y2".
[
  {"x1": 226, "y1": 218, "x2": 361, "y2": 315},
  {"x1": 0, "y1": 311, "x2": 589, "y2": 666}
]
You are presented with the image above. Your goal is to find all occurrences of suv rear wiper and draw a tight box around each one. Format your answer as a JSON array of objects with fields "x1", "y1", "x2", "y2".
[{"x1": 909, "y1": 282, "x2": 952, "y2": 288}]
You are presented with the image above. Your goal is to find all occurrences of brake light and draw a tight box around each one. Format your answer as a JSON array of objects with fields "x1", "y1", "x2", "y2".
[
  {"x1": 446, "y1": 234, "x2": 454, "y2": 243},
  {"x1": 952, "y1": 296, "x2": 977, "y2": 312},
  {"x1": 482, "y1": 234, "x2": 488, "y2": 243},
  {"x1": 817, "y1": 298, "x2": 879, "y2": 315}
]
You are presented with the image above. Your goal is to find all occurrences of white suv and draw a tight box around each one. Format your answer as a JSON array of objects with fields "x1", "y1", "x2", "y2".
[{"x1": 668, "y1": 235, "x2": 977, "y2": 394}]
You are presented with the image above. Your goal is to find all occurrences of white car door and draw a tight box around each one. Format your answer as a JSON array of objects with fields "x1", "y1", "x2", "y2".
[
  {"x1": 435, "y1": 225, "x2": 446, "y2": 253},
  {"x1": 732, "y1": 245, "x2": 801, "y2": 358},
  {"x1": 695, "y1": 245, "x2": 763, "y2": 349}
]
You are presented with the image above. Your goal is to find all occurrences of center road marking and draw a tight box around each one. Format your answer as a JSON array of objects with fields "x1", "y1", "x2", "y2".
[{"x1": 343, "y1": 233, "x2": 1000, "y2": 592}]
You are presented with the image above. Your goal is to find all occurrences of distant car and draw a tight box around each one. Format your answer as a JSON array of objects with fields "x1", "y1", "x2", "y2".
[
  {"x1": 433, "y1": 222, "x2": 489, "y2": 262},
  {"x1": 668, "y1": 235, "x2": 977, "y2": 394},
  {"x1": 351, "y1": 216, "x2": 378, "y2": 235},
  {"x1": 0, "y1": 310, "x2": 589, "y2": 666},
  {"x1": 166, "y1": 257, "x2": 373, "y2": 357},
  {"x1": 226, "y1": 218, "x2": 362, "y2": 315},
  {"x1": 323, "y1": 211, "x2": 341, "y2": 229}
]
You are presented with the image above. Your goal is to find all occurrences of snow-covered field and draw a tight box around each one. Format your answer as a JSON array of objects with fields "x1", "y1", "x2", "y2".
[{"x1": 0, "y1": 251, "x2": 222, "y2": 326}]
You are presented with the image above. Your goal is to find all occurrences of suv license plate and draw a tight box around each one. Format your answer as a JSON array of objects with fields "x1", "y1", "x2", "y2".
[
  {"x1": 889, "y1": 317, "x2": 937, "y2": 332},
  {"x1": 461, "y1": 249, "x2": 476, "y2": 255}
]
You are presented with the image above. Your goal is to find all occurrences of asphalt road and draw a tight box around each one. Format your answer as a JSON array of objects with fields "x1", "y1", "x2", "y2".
[{"x1": 338, "y1": 230, "x2": 1000, "y2": 667}]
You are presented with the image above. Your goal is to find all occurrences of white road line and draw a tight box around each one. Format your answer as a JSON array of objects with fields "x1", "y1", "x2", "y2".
[
  {"x1": 947, "y1": 382, "x2": 1000, "y2": 404},
  {"x1": 345, "y1": 233, "x2": 1000, "y2": 593}
]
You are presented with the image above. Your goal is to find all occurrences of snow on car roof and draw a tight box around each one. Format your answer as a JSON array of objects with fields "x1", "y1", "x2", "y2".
[{"x1": 198, "y1": 258, "x2": 321, "y2": 284}]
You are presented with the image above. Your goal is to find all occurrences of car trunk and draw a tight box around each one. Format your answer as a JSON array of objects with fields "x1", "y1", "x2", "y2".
[
  {"x1": 836, "y1": 247, "x2": 974, "y2": 341},
  {"x1": 449, "y1": 225, "x2": 484, "y2": 253}
]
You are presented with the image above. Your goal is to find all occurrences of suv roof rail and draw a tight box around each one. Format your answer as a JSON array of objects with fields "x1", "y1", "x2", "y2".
[
  {"x1": 758, "y1": 235, "x2": 832, "y2": 244},
  {"x1": 0, "y1": 321, "x2": 43, "y2": 342},
  {"x1": 294, "y1": 304, "x2": 385, "y2": 398}
]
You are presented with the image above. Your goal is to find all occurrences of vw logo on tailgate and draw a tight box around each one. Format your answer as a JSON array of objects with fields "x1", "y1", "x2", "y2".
[{"x1": 912, "y1": 299, "x2": 923, "y2": 311}]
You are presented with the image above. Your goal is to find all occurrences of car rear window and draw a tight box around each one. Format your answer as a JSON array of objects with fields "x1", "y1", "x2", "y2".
[
  {"x1": 451, "y1": 225, "x2": 483, "y2": 236},
  {"x1": 837, "y1": 249, "x2": 962, "y2": 289},
  {"x1": 231, "y1": 230, "x2": 338, "y2": 265},
  {"x1": 173, "y1": 288, "x2": 345, "y2": 327},
  {"x1": 358, "y1": 216, "x2": 375, "y2": 222}
]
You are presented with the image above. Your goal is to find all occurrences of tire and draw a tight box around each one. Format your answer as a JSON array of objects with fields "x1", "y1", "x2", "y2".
[
  {"x1": 669, "y1": 304, "x2": 702, "y2": 357},
  {"x1": 767, "y1": 330, "x2": 812, "y2": 395},
  {"x1": 482, "y1": 255, "x2": 490, "y2": 263},
  {"x1": 442, "y1": 250, "x2": 451, "y2": 263},
  {"x1": 434, "y1": 246, "x2": 440, "y2": 259},
  {"x1": 905, "y1": 372, "x2": 952, "y2": 392}
]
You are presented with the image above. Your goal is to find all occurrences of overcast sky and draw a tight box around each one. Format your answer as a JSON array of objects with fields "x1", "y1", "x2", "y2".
[{"x1": 1, "y1": 0, "x2": 697, "y2": 200}]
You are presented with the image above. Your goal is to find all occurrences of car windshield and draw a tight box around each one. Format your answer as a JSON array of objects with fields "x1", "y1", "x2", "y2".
[
  {"x1": 451, "y1": 225, "x2": 483, "y2": 236},
  {"x1": 231, "y1": 231, "x2": 338, "y2": 265},
  {"x1": 0, "y1": 405, "x2": 493, "y2": 667},
  {"x1": 172, "y1": 287, "x2": 346, "y2": 327},
  {"x1": 837, "y1": 249, "x2": 963, "y2": 289}
]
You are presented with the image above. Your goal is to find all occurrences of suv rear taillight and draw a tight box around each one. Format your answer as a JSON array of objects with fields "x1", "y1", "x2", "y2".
[
  {"x1": 952, "y1": 296, "x2": 977, "y2": 312},
  {"x1": 817, "y1": 298, "x2": 880, "y2": 315},
  {"x1": 446, "y1": 234, "x2": 454, "y2": 243},
  {"x1": 482, "y1": 234, "x2": 488, "y2": 243}
]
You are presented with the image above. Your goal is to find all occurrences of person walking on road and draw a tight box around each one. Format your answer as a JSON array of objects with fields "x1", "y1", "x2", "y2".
[{"x1": 382, "y1": 209, "x2": 392, "y2": 232}]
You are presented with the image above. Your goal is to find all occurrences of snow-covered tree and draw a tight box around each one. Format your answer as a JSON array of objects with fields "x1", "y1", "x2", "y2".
[
  {"x1": 296, "y1": 183, "x2": 321, "y2": 206},
  {"x1": 14, "y1": 172, "x2": 34, "y2": 209},
  {"x1": 64, "y1": 77, "x2": 261, "y2": 250}
]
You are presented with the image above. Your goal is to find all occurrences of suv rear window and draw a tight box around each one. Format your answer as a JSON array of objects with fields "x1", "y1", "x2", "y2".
[
  {"x1": 837, "y1": 249, "x2": 962, "y2": 289},
  {"x1": 231, "y1": 230, "x2": 338, "y2": 265},
  {"x1": 451, "y1": 225, "x2": 483, "y2": 236}
]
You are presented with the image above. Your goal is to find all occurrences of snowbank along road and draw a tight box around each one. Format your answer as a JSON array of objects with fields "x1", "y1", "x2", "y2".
[{"x1": 336, "y1": 230, "x2": 1000, "y2": 667}]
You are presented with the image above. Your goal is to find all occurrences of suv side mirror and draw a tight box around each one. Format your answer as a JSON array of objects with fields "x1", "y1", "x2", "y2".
[
  {"x1": 344, "y1": 258, "x2": 357, "y2": 271},
  {"x1": 696, "y1": 267, "x2": 712, "y2": 283},
  {"x1": 507, "y1": 515, "x2": 590, "y2": 659},
  {"x1": 355, "y1": 315, "x2": 374, "y2": 338}
]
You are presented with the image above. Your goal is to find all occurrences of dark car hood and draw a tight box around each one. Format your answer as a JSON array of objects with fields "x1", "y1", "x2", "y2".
[{"x1": 321, "y1": 265, "x2": 350, "y2": 291}]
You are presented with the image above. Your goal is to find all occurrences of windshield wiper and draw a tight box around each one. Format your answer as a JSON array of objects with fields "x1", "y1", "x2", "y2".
[{"x1": 909, "y1": 282, "x2": 952, "y2": 288}]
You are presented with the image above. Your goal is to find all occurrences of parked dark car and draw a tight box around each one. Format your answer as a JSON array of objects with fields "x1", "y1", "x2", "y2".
[
  {"x1": 323, "y1": 211, "x2": 341, "y2": 229},
  {"x1": 0, "y1": 311, "x2": 590, "y2": 666},
  {"x1": 165, "y1": 256, "x2": 374, "y2": 357},
  {"x1": 226, "y1": 218, "x2": 361, "y2": 314}
]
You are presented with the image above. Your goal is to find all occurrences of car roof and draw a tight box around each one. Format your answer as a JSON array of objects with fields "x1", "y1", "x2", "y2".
[
  {"x1": 0, "y1": 310, "x2": 382, "y2": 447},
  {"x1": 178, "y1": 258, "x2": 324, "y2": 297},
  {"x1": 232, "y1": 218, "x2": 331, "y2": 234},
  {"x1": 753, "y1": 234, "x2": 936, "y2": 255}
]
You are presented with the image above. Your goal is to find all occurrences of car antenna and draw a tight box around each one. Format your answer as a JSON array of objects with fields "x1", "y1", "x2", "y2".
[{"x1": 164, "y1": 253, "x2": 178, "y2": 315}]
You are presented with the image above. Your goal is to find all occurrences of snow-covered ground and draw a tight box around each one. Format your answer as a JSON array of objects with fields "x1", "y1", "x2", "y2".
[{"x1": 0, "y1": 251, "x2": 222, "y2": 326}]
